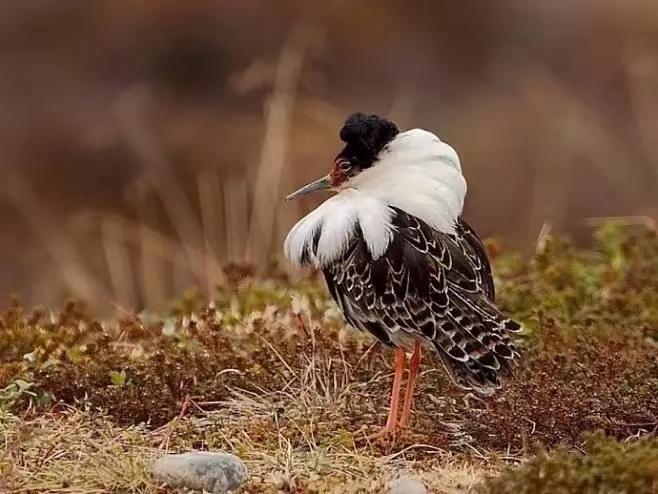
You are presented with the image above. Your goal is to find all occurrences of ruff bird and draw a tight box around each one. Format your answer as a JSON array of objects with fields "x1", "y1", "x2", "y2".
[{"x1": 284, "y1": 113, "x2": 522, "y2": 438}]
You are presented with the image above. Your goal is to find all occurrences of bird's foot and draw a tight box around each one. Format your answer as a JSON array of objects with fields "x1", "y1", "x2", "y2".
[
  {"x1": 398, "y1": 411, "x2": 413, "y2": 430},
  {"x1": 358, "y1": 423, "x2": 400, "y2": 443},
  {"x1": 364, "y1": 428, "x2": 397, "y2": 442}
]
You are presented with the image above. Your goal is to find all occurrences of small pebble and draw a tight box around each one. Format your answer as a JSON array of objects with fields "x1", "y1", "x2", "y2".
[
  {"x1": 388, "y1": 476, "x2": 428, "y2": 494},
  {"x1": 150, "y1": 451, "x2": 247, "y2": 493}
]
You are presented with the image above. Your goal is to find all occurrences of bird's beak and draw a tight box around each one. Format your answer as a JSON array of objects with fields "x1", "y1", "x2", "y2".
[{"x1": 286, "y1": 174, "x2": 332, "y2": 201}]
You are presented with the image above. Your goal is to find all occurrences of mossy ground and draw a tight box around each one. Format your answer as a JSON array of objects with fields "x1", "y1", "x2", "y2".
[
  {"x1": 479, "y1": 432, "x2": 658, "y2": 494},
  {"x1": 1, "y1": 223, "x2": 657, "y2": 493}
]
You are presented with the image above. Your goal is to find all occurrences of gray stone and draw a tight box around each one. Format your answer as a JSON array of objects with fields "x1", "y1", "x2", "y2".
[
  {"x1": 150, "y1": 451, "x2": 247, "y2": 493},
  {"x1": 388, "y1": 476, "x2": 427, "y2": 494}
]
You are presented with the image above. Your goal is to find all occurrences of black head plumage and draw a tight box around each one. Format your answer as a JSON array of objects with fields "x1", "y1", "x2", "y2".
[{"x1": 337, "y1": 113, "x2": 399, "y2": 169}]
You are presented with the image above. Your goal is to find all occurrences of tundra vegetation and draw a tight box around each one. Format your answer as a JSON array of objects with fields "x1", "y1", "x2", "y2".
[{"x1": 1, "y1": 222, "x2": 657, "y2": 493}]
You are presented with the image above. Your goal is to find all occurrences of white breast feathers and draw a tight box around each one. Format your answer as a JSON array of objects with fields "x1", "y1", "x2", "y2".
[{"x1": 284, "y1": 129, "x2": 467, "y2": 268}]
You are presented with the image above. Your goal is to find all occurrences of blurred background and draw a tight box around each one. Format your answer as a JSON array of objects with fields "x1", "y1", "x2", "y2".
[{"x1": 1, "y1": 0, "x2": 657, "y2": 311}]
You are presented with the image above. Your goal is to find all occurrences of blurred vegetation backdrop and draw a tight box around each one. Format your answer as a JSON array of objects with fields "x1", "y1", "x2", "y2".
[{"x1": 1, "y1": 0, "x2": 657, "y2": 311}]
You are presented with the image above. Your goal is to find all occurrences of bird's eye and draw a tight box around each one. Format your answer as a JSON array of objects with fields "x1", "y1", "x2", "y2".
[{"x1": 339, "y1": 160, "x2": 352, "y2": 171}]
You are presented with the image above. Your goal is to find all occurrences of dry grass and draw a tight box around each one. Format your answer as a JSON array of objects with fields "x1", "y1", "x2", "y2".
[
  {"x1": 1, "y1": 411, "x2": 154, "y2": 493},
  {"x1": 2, "y1": 365, "x2": 492, "y2": 494},
  {"x1": 1, "y1": 225, "x2": 656, "y2": 492},
  {"x1": 0, "y1": 409, "x2": 490, "y2": 493}
]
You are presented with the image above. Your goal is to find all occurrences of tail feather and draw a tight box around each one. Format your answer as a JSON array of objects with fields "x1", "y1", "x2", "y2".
[{"x1": 433, "y1": 293, "x2": 522, "y2": 394}]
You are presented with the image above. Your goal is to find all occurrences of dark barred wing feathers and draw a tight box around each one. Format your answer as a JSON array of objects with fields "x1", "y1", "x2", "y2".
[
  {"x1": 457, "y1": 218, "x2": 495, "y2": 300},
  {"x1": 323, "y1": 208, "x2": 521, "y2": 393}
]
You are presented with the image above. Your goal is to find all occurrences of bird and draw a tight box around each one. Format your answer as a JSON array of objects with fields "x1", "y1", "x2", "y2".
[{"x1": 283, "y1": 112, "x2": 522, "y2": 438}]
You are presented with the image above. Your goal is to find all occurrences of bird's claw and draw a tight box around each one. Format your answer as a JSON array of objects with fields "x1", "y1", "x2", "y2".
[{"x1": 357, "y1": 424, "x2": 400, "y2": 443}]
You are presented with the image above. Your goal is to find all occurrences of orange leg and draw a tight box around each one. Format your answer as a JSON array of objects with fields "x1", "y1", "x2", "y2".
[
  {"x1": 399, "y1": 341, "x2": 422, "y2": 428},
  {"x1": 366, "y1": 348, "x2": 406, "y2": 440}
]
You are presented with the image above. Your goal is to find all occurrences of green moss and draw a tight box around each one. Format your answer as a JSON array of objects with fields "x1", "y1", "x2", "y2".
[
  {"x1": 478, "y1": 432, "x2": 658, "y2": 494},
  {"x1": 494, "y1": 224, "x2": 658, "y2": 332},
  {"x1": 212, "y1": 278, "x2": 332, "y2": 322}
]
